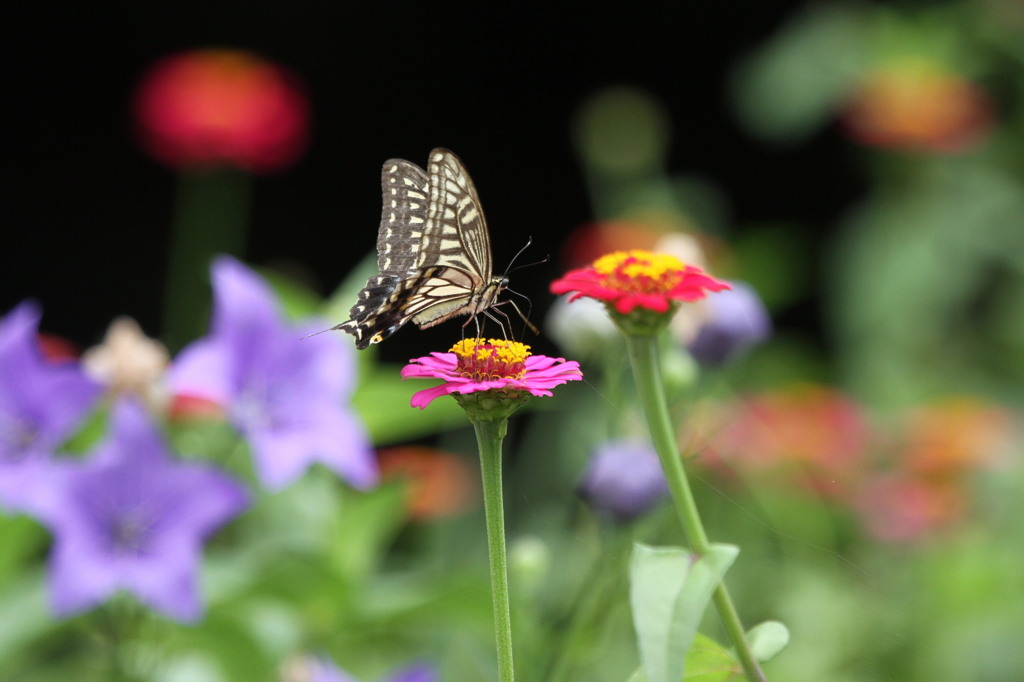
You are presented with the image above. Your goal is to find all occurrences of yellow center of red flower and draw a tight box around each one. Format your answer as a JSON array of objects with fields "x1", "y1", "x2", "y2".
[
  {"x1": 450, "y1": 338, "x2": 531, "y2": 380},
  {"x1": 592, "y1": 250, "x2": 686, "y2": 293}
]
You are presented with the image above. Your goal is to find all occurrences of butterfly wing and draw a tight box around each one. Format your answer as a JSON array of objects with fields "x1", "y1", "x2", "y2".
[
  {"x1": 335, "y1": 159, "x2": 430, "y2": 348},
  {"x1": 337, "y1": 149, "x2": 496, "y2": 349},
  {"x1": 420, "y1": 149, "x2": 492, "y2": 282}
]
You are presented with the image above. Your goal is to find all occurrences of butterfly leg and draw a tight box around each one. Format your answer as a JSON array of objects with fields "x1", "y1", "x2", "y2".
[
  {"x1": 483, "y1": 309, "x2": 511, "y2": 341},
  {"x1": 490, "y1": 299, "x2": 539, "y2": 337}
]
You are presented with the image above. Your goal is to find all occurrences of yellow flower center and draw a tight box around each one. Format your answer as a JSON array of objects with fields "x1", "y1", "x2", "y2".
[
  {"x1": 450, "y1": 338, "x2": 531, "y2": 380},
  {"x1": 592, "y1": 250, "x2": 686, "y2": 293}
]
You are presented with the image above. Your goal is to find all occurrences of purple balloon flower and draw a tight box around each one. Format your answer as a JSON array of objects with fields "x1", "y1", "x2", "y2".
[
  {"x1": 294, "y1": 657, "x2": 436, "y2": 682},
  {"x1": 169, "y1": 257, "x2": 377, "y2": 491},
  {"x1": 578, "y1": 440, "x2": 669, "y2": 522},
  {"x1": 688, "y1": 281, "x2": 772, "y2": 367},
  {"x1": 0, "y1": 301, "x2": 101, "y2": 513},
  {"x1": 33, "y1": 400, "x2": 248, "y2": 622}
]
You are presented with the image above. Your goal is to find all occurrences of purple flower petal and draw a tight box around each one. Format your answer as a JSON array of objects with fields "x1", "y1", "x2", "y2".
[
  {"x1": 39, "y1": 400, "x2": 248, "y2": 622},
  {"x1": 385, "y1": 663, "x2": 438, "y2": 682},
  {"x1": 168, "y1": 338, "x2": 233, "y2": 404},
  {"x1": 209, "y1": 256, "x2": 283, "y2": 340},
  {"x1": 305, "y1": 657, "x2": 360, "y2": 682},
  {"x1": 247, "y1": 406, "x2": 376, "y2": 490},
  {"x1": 171, "y1": 257, "x2": 376, "y2": 491},
  {"x1": 0, "y1": 301, "x2": 101, "y2": 513}
]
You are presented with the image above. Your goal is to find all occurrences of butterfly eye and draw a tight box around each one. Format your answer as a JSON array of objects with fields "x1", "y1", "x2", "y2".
[{"x1": 500, "y1": 277, "x2": 510, "y2": 288}]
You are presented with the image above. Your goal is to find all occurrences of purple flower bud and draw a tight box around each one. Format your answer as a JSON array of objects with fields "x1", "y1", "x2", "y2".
[
  {"x1": 688, "y1": 281, "x2": 771, "y2": 366},
  {"x1": 283, "y1": 656, "x2": 437, "y2": 682},
  {"x1": 578, "y1": 440, "x2": 669, "y2": 522}
]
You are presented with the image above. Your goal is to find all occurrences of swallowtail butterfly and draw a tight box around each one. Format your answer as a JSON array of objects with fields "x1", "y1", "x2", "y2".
[{"x1": 334, "y1": 149, "x2": 508, "y2": 349}]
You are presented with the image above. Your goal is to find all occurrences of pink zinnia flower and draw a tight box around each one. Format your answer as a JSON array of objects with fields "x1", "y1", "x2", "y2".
[
  {"x1": 550, "y1": 250, "x2": 730, "y2": 315},
  {"x1": 401, "y1": 339, "x2": 582, "y2": 410}
]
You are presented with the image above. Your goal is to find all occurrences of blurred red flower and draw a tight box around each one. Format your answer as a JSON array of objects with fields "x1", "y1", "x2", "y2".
[
  {"x1": 855, "y1": 474, "x2": 964, "y2": 543},
  {"x1": 842, "y1": 60, "x2": 993, "y2": 153},
  {"x1": 36, "y1": 333, "x2": 79, "y2": 364},
  {"x1": 378, "y1": 446, "x2": 476, "y2": 520},
  {"x1": 169, "y1": 394, "x2": 225, "y2": 421},
  {"x1": 134, "y1": 49, "x2": 309, "y2": 173}
]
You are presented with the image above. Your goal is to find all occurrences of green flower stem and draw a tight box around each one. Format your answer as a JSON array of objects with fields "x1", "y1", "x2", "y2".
[
  {"x1": 472, "y1": 417, "x2": 515, "y2": 682},
  {"x1": 163, "y1": 168, "x2": 252, "y2": 351},
  {"x1": 624, "y1": 334, "x2": 767, "y2": 682}
]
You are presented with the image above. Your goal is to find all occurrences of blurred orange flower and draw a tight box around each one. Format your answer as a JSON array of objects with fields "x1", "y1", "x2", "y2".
[
  {"x1": 378, "y1": 446, "x2": 476, "y2": 520},
  {"x1": 695, "y1": 385, "x2": 871, "y2": 500},
  {"x1": 901, "y1": 397, "x2": 1013, "y2": 477},
  {"x1": 856, "y1": 396, "x2": 1015, "y2": 542},
  {"x1": 842, "y1": 60, "x2": 993, "y2": 152},
  {"x1": 134, "y1": 49, "x2": 309, "y2": 173}
]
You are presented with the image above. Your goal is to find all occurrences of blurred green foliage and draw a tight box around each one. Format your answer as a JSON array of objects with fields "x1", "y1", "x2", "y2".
[{"x1": 4, "y1": 1, "x2": 1024, "y2": 681}]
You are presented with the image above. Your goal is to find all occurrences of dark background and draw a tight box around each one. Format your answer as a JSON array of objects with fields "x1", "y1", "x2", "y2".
[{"x1": 4, "y1": 3, "x2": 862, "y2": 361}]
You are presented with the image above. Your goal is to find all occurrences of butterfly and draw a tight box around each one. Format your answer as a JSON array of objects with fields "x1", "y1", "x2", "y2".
[{"x1": 334, "y1": 149, "x2": 509, "y2": 349}]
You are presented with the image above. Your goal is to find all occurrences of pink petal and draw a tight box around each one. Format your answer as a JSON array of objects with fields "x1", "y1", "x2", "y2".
[
  {"x1": 401, "y1": 353, "x2": 458, "y2": 379},
  {"x1": 524, "y1": 355, "x2": 562, "y2": 371},
  {"x1": 410, "y1": 384, "x2": 456, "y2": 409}
]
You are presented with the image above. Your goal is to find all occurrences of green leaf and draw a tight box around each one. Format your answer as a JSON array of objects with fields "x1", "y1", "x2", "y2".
[
  {"x1": 626, "y1": 638, "x2": 741, "y2": 682},
  {"x1": 629, "y1": 543, "x2": 739, "y2": 682},
  {"x1": 746, "y1": 620, "x2": 790, "y2": 663},
  {"x1": 352, "y1": 366, "x2": 468, "y2": 445},
  {"x1": 686, "y1": 633, "x2": 741, "y2": 680},
  {"x1": 731, "y1": 3, "x2": 869, "y2": 141},
  {"x1": 626, "y1": 667, "x2": 649, "y2": 682},
  {"x1": 258, "y1": 267, "x2": 323, "y2": 321}
]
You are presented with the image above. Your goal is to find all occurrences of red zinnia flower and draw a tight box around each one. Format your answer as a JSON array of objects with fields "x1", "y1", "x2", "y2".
[
  {"x1": 550, "y1": 249, "x2": 730, "y2": 315},
  {"x1": 401, "y1": 338, "x2": 582, "y2": 410},
  {"x1": 134, "y1": 49, "x2": 310, "y2": 173}
]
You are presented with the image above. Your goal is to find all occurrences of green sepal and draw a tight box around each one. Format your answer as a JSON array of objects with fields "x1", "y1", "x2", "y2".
[
  {"x1": 607, "y1": 301, "x2": 678, "y2": 337},
  {"x1": 454, "y1": 389, "x2": 530, "y2": 423}
]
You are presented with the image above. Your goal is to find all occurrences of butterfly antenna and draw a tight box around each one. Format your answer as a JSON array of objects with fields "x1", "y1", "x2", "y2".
[
  {"x1": 503, "y1": 235, "x2": 552, "y2": 274},
  {"x1": 300, "y1": 324, "x2": 341, "y2": 340},
  {"x1": 506, "y1": 253, "x2": 551, "y2": 277}
]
